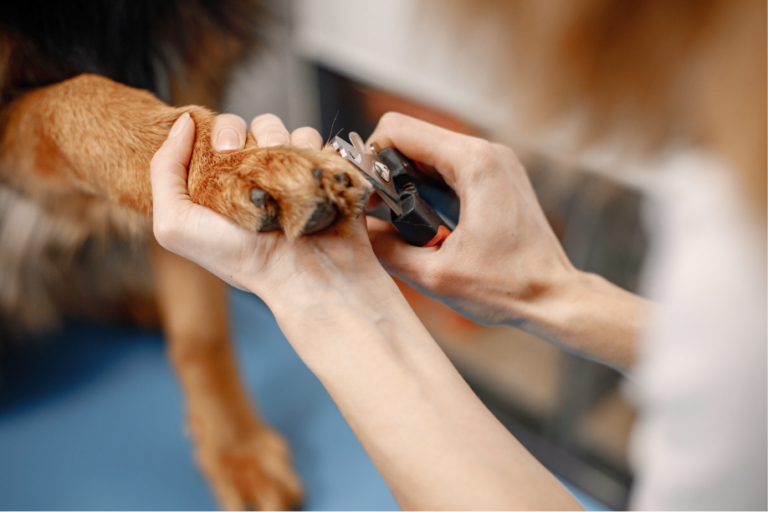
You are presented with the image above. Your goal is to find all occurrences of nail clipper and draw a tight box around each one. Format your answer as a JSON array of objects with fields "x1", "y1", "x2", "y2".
[{"x1": 332, "y1": 132, "x2": 459, "y2": 247}]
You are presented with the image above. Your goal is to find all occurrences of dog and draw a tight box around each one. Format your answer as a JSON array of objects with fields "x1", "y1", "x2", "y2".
[{"x1": 0, "y1": 1, "x2": 367, "y2": 509}]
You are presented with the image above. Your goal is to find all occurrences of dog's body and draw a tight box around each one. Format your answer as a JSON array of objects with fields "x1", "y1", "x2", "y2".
[{"x1": 0, "y1": 2, "x2": 365, "y2": 509}]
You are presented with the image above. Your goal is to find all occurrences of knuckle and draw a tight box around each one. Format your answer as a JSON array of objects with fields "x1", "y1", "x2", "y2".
[
  {"x1": 465, "y1": 138, "x2": 500, "y2": 174},
  {"x1": 466, "y1": 137, "x2": 496, "y2": 161},
  {"x1": 152, "y1": 218, "x2": 179, "y2": 250},
  {"x1": 491, "y1": 142, "x2": 511, "y2": 158},
  {"x1": 292, "y1": 126, "x2": 315, "y2": 136},
  {"x1": 254, "y1": 112, "x2": 280, "y2": 124},
  {"x1": 378, "y1": 111, "x2": 406, "y2": 130},
  {"x1": 417, "y1": 260, "x2": 448, "y2": 294},
  {"x1": 215, "y1": 113, "x2": 247, "y2": 131},
  {"x1": 218, "y1": 112, "x2": 246, "y2": 123},
  {"x1": 491, "y1": 143, "x2": 520, "y2": 166},
  {"x1": 291, "y1": 126, "x2": 321, "y2": 144},
  {"x1": 250, "y1": 113, "x2": 282, "y2": 131}
]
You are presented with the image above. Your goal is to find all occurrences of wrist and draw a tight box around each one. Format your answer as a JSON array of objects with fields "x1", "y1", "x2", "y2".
[
  {"x1": 512, "y1": 267, "x2": 642, "y2": 369},
  {"x1": 506, "y1": 263, "x2": 585, "y2": 323},
  {"x1": 260, "y1": 270, "x2": 415, "y2": 348}
]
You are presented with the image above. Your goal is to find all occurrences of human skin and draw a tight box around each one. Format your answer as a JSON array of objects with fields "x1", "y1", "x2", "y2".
[
  {"x1": 152, "y1": 113, "x2": 585, "y2": 509},
  {"x1": 365, "y1": 113, "x2": 647, "y2": 370},
  {"x1": 205, "y1": 112, "x2": 646, "y2": 370}
]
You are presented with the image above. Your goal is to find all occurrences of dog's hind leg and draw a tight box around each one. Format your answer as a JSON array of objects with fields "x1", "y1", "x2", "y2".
[{"x1": 152, "y1": 242, "x2": 302, "y2": 511}]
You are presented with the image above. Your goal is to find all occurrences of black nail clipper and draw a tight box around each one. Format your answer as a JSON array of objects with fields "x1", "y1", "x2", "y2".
[{"x1": 332, "y1": 132, "x2": 459, "y2": 247}]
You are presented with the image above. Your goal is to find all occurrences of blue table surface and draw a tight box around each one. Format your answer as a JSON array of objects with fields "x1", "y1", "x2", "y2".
[{"x1": 0, "y1": 289, "x2": 606, "y2": 511}]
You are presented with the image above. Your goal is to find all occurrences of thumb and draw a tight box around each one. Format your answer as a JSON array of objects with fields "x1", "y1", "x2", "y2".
[
  {"x1": 367, "y1": 217, "x2": 439, "y2": 287},
  {"x1": 151, "y1": 113, "x2": 196, "y2": 211},
  {"x1": 366, "y1": 112, "x2": 470, "y2": 192},
  {"x1": 150, "y1": 113, "x2": 197, "y2": 248}
]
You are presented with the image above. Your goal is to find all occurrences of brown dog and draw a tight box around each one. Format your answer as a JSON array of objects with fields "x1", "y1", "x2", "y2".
[{"x1": 0, "y1": 30, "x2": 367, "y2": 512}]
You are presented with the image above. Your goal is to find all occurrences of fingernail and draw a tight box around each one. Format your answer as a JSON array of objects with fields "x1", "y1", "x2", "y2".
[
  {"x1": 216, "y1": 128, "x2": 240, "y2": 151},
  {"x1": 296, "y1": 143, "x2": 312, "y2": 149},
  {"x1": 169, "y1": 113, "x2": 190, "y2": 138},
  {"x1": 267, "y1": 132, "x2": 288, "y2": 147}
]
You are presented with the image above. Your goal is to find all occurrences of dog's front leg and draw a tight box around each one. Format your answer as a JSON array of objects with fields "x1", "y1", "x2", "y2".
[
  {"x1": 0, "y1": 73, "x2": 367, "y2": 509},
  {"x1": 0, "y1": 74, "x2": 369, "y2": 237},
  {"x1": 152, "y1": 242, "x2": 302, "y2": 510}
]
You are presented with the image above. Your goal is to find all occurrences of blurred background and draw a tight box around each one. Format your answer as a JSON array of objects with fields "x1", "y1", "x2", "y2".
[{"x1": 0, "y1": 0, "x2": 655, "y2": 509}]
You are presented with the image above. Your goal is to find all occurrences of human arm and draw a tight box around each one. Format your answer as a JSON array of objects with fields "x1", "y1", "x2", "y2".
[
  {"x1": 150, "y1": 114, "x2": 583, "y2": 510},
  {"x1": 365, "y1": 113, "x2": 648, "y2": 370}
]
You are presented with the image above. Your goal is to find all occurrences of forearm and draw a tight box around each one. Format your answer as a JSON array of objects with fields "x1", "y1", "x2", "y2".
[
  {"x1": 512, "y1": 269, "x2": 647, "y2": 370},
  {"x1": 265, "y1": 275, "x2": 581, "y2": 510}
]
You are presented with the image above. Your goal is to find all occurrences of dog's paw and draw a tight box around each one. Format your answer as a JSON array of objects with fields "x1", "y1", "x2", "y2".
[
  {"x1": 198, "y1": 427, "x2": 303, "y2": 511},
  {"x1": 188, "y1": 141, "x2": 371, "y2": 238}
]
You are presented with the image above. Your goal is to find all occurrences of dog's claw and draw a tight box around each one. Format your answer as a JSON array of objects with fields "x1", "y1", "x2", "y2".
[
  {"x1": 333, "y1": 172, "x2": 350, "y2": 187},
  {"x1": 252, "y1": 189, "x2": 282, "y2": 231},
  {"x1": 312, "y1": 167, "x2": 323, "y2": 184},
  {"x1": 355, "y1": 188, "x2": 371, "y2": 218},
  {"x1": 258, "y1": 214, "x2": 281, "y2": 232},
  {"x1": 250, "y1": 188, "x2": 268, "y2": 206},
  {"x1": 302, "y1": 201, "x2": 338, "y2": 234}
]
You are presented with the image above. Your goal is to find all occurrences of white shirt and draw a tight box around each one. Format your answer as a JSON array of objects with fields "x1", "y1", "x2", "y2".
[{"x1": 630, "y1": 152, "x2": 767, "y2": 510}]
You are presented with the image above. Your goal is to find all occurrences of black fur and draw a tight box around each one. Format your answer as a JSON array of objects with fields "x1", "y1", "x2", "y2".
[
  {"x1": 0, "y1": 0, "x2": 264, "y2": 101},
  {"x1": 0, "y1": 0, "x2": 265, "y2": 353}
]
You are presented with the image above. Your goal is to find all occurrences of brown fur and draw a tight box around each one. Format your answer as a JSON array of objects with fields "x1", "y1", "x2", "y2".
[
  {"x1": 443, "y1": 0, "x2": 766, "y2": 217},
  {"x1": 0, "y1": 72, "x2": 367, "y2": 510},
  {"x1": 1, "y1": 74, "x2": 366, "y2": 238}
]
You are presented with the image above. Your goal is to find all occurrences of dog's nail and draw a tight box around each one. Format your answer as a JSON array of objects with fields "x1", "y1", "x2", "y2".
[
  {"x1": 313, "y1": 167, "x2": 323, "y2": 183},
  {"x1": 302, "y1": 201, "x2": 338, "y2": 234},
  {"x1": 250, "y1": 188, "x2": 267, "y2": 206},
  {"x1": 333, "y1": 172, "x2": 350, "y2": 187},
  {"x1": 258, "y1": 214, "x2": 281, "y2": 232},
  {"x1": 355, "y1": 188, "x2": 372, "y2": 218}
]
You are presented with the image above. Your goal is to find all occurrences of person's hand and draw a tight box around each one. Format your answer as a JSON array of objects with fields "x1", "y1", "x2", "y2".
[
  {"x1": 150, "y1": 113, "x2": 391, "y2": 307},
  {"x1": 365, "y1": 113, "x2": 578, "y2": 327}
]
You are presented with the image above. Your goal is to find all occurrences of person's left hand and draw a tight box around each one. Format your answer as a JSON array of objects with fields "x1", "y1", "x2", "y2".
[{"x1": 150, "y1": 113, "x2": 389, "y2": 305}]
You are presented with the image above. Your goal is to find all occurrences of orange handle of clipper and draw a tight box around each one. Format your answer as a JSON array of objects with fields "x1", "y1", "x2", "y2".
[
  {"x1": 390, "y1": 184, "x2": 452, "y2": 247},
  {"x1": 424, "y1": 225, "x2": 451, "y2": 248}
]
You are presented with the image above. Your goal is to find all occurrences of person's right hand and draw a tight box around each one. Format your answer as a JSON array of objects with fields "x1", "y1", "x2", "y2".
[{"x1": 366, "y1": 113, "x2": 578, "y2": 327}]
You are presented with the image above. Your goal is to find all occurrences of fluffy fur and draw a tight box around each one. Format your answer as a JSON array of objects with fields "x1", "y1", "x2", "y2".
[{"x1": 0, "y1": 2, "x2": 367, "y2": 510}]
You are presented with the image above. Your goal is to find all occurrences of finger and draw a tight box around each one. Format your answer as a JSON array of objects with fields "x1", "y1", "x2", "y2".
[
  {"x1": 366, "y1": 216, "x2": 437, "y2": 284},
  {"x1": 151, "y1": 113, "x2": 196, "y2": 193},
  {"x1": 150, "y1": 113, "x2": 197, "y2": 241},
  {"x1": 290, "y1": 126, "x2": 323, "y2": 150},
  {"x1": 366, "y1": 112, "x2": 484, "y2": 190},
  {"x1": 250, "y1": 113, "x2": 290, "y2": 148},
  {"x1": 212, "y1": 113, "x2": 247, "y2": 152},
  {"x1": 366, "y1": 216, "x2": 394, "y2": 237}
]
